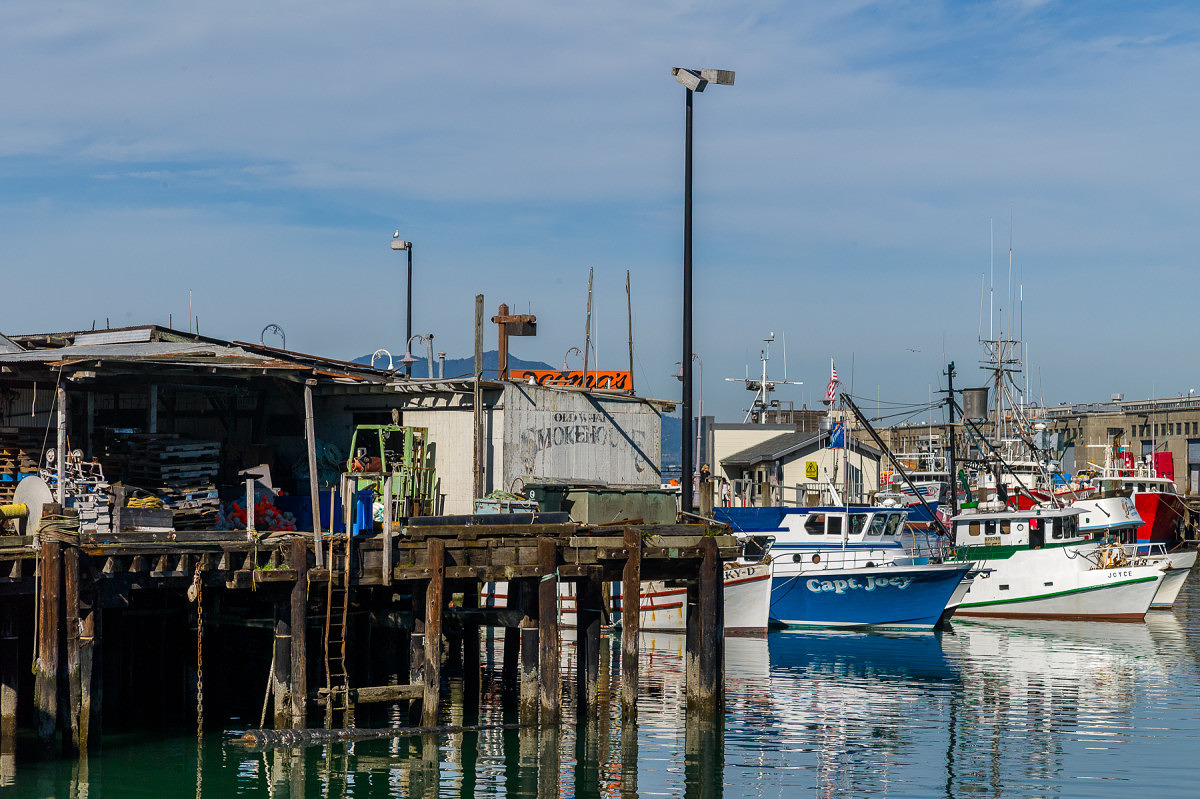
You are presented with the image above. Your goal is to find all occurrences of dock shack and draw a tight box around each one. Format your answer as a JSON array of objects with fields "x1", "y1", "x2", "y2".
[{"x1": 0, "y1": 324, "x2": 733, "y2": 766}]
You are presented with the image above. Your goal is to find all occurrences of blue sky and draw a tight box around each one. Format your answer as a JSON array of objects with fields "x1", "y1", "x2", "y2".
[{"x1": 4, "y1": 1, "x2": 1200, "y2": 421}]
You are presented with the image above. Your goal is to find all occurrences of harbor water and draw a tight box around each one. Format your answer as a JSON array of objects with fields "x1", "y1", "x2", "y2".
[{"x1": 6, "y1": 577, "x2": 1200, "y2": 798}]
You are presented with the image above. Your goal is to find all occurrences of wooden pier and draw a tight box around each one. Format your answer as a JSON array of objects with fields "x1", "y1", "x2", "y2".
[{"x1": 0, "y1": 517, "x2": 734, "y2": 762}]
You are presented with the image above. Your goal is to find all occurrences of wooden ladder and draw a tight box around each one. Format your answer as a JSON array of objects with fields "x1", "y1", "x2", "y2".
[{"x1": 323, "y1": 535, "x2": 354, "y2": 729}]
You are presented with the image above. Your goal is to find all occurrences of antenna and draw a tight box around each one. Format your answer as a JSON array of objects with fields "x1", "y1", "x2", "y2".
[
  {"x1": 724, "y1": 331, "x2": 801, "y2": 423},
  {"x1": 1007, "y1": 207, "x2": 1014, "y2": 339},
  {"x1": 989, "y1": 219, "x2": 994, "y2": 340}
]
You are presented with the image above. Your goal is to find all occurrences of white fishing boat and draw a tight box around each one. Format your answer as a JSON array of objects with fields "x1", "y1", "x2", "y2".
[
  {"x1": 482, "y1": 549, "x2": 774, "y2": 636},
  {"x1": 949, "y1": 505, "x2": 1165, "y2": 620},
  {"x1": 1072, "y1": 456, "x2": 1196, "y2": 610}
]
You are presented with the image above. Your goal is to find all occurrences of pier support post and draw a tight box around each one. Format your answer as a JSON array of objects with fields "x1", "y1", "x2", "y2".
[
  {"x1": 79, "y1": 596, "x2": 99, "y2": 752},
  {"x1": 35, "y1": 539, "x2": 62, "y2": 755},
  {"x1": 462, "y1": 582, "x2": 481, "y2": 714},
  {"x1": 1, "y1": 603, "x2": 17, "y2": 760},
  {"x1": 408, "y1": 581, "x2": 426, "y2": 726},
  {"x1": 273, "y1": 595, "x2": 292, "y2": 729},
  {"x1": 537, "y1": 538, "x2": 560, "y2": 726},
  {"x1": 422, "y1": 538, "x2": 445, "y2": 727},
  {"x1": 620, "y1": 527, "x2": 641, "y2": 722},
  {"x1": 686, "y1": 536, "x2": 724, "y2": 712},
  {"x1": 289, "y1": 539, "x2": 308, "y2": 728},
  {"x1": 65, "y1": 547, "x2": 82, "y2": 755},
  {"x1": 575, "y1": 577, "x2": 602, "y2": 718},
  {"x1": 516, "y1": 579, "x2": 539, "y2": 727}
]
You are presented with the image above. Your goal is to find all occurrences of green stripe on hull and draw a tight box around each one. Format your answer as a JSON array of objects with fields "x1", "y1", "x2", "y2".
[
  {"x1": 951, "y1": 540, "x2": 1088, "y2": 561},
  {"x1": 958, "y1": 576, "x2": 1159, "y2": 608}
]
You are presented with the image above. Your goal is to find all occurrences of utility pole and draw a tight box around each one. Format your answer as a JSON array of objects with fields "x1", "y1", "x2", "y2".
[{"x1": 946, "y1": 361, "x2": 959, "y2": 519}]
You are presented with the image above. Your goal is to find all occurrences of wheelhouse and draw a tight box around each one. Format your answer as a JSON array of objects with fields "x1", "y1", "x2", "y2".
[{"x1": 953, "y1": 509, "x2": 1083, "y2": 549}]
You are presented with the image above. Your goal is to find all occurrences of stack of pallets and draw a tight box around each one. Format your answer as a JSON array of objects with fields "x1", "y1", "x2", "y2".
[
  {"x1": 108, "y1": 433, "x2": 222, "y2": 529},
  {"x1": 0, "y1": 427, "x2": 47, "y2": 505}
]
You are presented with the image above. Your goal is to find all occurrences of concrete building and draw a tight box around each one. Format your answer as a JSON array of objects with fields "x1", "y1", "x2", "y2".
[
  {"x1": 879, "y1": 394, "x2": 1200, "y2": 496},
  {"x1": 711, "y1": 421, "x2": 882, "y2": 506}
]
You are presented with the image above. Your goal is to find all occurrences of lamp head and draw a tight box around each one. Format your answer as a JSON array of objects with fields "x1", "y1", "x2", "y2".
[{"x1": 672, "y1": 68, "x2": 707, "y2": 92}]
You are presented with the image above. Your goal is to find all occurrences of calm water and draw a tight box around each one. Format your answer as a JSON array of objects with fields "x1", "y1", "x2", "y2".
[{"x1": 6, "y1": 577, "x2": 1200, "y2": 798}]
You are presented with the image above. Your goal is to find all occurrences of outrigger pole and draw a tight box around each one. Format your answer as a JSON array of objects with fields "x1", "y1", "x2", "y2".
[{"x1": 841, "y1": 395, "x2": 950, "y2": 539}]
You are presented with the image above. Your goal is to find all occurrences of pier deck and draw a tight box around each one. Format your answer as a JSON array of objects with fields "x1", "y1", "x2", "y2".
[{"x1": 0, "y1": 520, "x2": 734, "y2": 763}]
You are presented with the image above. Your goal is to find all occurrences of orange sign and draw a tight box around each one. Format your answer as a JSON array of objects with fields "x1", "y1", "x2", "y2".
[{"x1": 509, "y1": 369, "x2": 632, "y2": 390}]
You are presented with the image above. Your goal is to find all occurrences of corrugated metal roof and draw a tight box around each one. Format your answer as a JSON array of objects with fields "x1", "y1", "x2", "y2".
[
  {"x1": 723, "y1": 430, "x2": 882, "y2": 467},
  {"x1": 0, "y1": 333, "x2": 23, "y2": 354}
]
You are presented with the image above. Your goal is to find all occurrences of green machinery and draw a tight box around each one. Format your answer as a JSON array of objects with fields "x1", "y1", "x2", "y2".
[{"x1": 346, "y1": 424, "x2": 437, "y2": 518}]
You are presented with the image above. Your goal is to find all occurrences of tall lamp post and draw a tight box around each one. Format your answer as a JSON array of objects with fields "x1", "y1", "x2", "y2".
[
  {"x1": 672, "y1": 66, "x2": 734, "y2": 513},
  {"x1": 675, "y1": 353, "x2": 703, "y2": 490},
  {"x1": 391, "y1": 232, "x2": 414, "y2": 375}
]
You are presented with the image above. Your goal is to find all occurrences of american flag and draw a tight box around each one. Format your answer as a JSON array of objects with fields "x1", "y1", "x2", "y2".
[{"x1": 822, "y1": 360, "x2": 838, "y2": 405}]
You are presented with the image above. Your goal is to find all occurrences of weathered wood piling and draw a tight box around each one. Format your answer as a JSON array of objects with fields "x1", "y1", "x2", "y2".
[{"x1": 0, "y1": 519, "x2": 736, "y2": 763}]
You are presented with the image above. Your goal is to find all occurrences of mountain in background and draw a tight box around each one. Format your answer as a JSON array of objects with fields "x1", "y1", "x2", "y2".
[
  {"x1": 355, "y1": 349, "x2": 682, "y2": 471},
  {"x1": 660, "y1": 414, "x2": 682, "y2": 470}
]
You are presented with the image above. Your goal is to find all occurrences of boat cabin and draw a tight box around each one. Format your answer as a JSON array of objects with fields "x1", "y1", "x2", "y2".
[
  {"x1": 953, "y1": 508, "x2": 1084, "y2": 549},
  {"x1": 778, "y1": 506, "x2": 910, "y2": 543}
]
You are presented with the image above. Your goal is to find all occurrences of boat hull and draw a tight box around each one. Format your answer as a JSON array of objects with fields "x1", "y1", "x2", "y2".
[
  {"x1": 768, "y1": 562, "x2": 973, "y2": 630},
  {"x1": 1134, "y1": 492, "x2": 1186, "y2": 545},
  {"x1": 953, "y1": 555, "x2": 1163, "y2": 621},
  {"x1": 484, "y1": 560, "x2": 774, "y2": 635},
  {"x1": 1149, "y1": 549, "x2": 1197, "y2": 609}
]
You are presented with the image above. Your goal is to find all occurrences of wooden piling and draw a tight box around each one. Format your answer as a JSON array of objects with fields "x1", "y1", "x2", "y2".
[
  {"x1": 537, "y1": 538, "x2": 560, "y2": 726},
  {"x1": 35, "y1": 539, "x2": 62, "y2": 754},
  {"x1": 289, "y1": 539, "x2": 308, "y2": 728},
  {"x1": 462, "y1": 582, "x2": 481, "y2": 713},
  {"x1": 79, "y1": 599, "x2": 98, "y2": 752},
  {"x1": 575, "y1": 578, "x2": 601, "y2": 718},
  {"x1": 516, "y1": 579, "x2": 539, "y2": 727},
  {"x1": 65, "y1": 547, "x2": 81, "y2": 755},
  {"x1": 686, "y1": 536, "x2": 724, "y2": 712},
  {"x1": 408, "y1": 581, "x2": 426, "y2": 727},
  {"x1": 303, "y1": 380, "x2": 324, "y2": 569},
  {"x1": 1, "y1": 603, "x2": 17, "y2": 758},
  {"x1": 620, "y1": 526, "x2": 641, "y2": 721},
  {"x1": 421, "y1": 538, "x2": 445, "y2": 727},
  {"x1": 273, "y1": 597, "x2": 292, "y2": 729}
]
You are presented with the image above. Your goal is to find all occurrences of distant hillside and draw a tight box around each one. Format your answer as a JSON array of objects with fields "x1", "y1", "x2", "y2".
[
  {"x1": 352, "y1": 349, "x2": 554, "y2": 379},
  {"x1": 661, "y1": 414, "x2": 682, "y2": 470}
]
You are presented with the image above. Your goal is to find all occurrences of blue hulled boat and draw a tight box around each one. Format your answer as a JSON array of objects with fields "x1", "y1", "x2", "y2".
[
  {"x1": 769, "y1": 561, "x2": 973, "y2": 629},
  {"x1": 715, "y1": 505, "x2": 972, "y2": 629}
]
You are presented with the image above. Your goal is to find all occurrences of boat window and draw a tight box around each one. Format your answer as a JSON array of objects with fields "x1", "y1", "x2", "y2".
[
  {"x1": 884, "y1": 514, "x2": 904, "y2": 536},
  {"x1": 867, "y1": 514, "x2": 887, "y2": 535},
  {"x1": 1050, "y1": 519, "x2": 1063, "y2": 539},
  {"x1": 849, "y1": 514, "x2": 866, "y2": 536},
  {"x1": 984, "y1": 520, "x2": 997, "y2": 536},
  {"x1": 804, "y1": 514, "x2": 824, "y2": 535},
  {"x1": 826, "y1": 516, "x2": 842, "y2": 536},
  {"x1": 1063, "y1": 516, "x2": 1078, "y2": 538},
  {"x1": 998, "y1": 520, "x2": 1010, "y2": 536},
  {"x1": 968, "y1": 522, "x2": 981, "y2": 536}
]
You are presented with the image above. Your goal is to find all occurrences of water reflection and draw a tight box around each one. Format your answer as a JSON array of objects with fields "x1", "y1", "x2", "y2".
[{"x1": 12, "y1": 580, "x2": 1200, "y2": 798}]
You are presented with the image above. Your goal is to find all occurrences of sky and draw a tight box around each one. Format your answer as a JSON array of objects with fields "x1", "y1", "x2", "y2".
[{"x1": 3, "y1": 1, "x2": 1200, "y2": 423}]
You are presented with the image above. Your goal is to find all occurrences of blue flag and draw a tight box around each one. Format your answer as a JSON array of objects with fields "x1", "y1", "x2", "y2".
[{"x1": 830, "y1": 420, "x2": 844, "y2": 448}]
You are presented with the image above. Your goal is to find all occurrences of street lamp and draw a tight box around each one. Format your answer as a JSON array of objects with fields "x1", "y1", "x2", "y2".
[
  {"x1": 401, "y1": 334, "x2": 435, "y2": 377},
  {"x1": 672, "y1": 67, "x2": 734, "y2": 514},
  {"x1": 674, "y1": 353, "x2": 703, "y2": 491},
  {"x1": 391, "y1": 232, "x2": 414, "y2": 375},
  {"x1": 562, "y1": 346, "x2": 583, "y2": 372}
]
